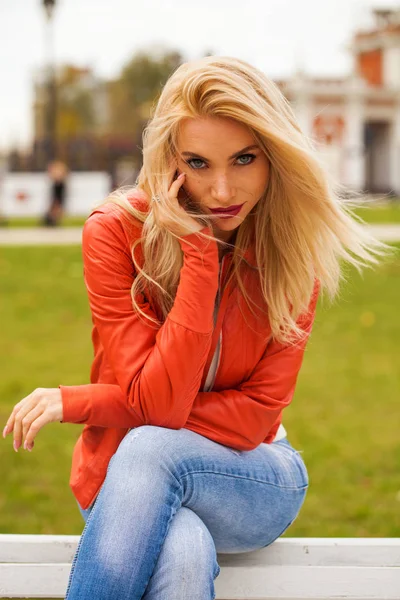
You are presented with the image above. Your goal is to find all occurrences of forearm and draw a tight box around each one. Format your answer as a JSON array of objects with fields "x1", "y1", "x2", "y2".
[{"x1": 63, "y1": 224, "x2": 219, "y2": 428}]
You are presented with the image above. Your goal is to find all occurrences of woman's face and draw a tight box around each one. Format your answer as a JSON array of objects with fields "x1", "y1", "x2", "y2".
[{"x1": 176, "y1": 116, "x2": 270, "y2": 242}]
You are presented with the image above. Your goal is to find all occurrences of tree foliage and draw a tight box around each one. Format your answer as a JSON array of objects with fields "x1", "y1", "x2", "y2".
[
  {"x1": 56, "y1": 65, "x2": 98, "y2": 139},
  {"x1": 32, "y1": 49, "x2": 185, "y2": 170},
  {"x1": 107, "y1": 49, "x2": 183, "y2": 135}
]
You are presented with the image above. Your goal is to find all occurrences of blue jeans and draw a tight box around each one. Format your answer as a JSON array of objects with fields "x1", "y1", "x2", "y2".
[{"x1": 66, "y1": 425, "x2": 308, "y2": 600}]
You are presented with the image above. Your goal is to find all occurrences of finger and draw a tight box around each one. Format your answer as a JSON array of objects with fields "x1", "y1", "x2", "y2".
[
  {"x1": 3, "y1": 388, "x2": 44, "y2": 440},
  {"x1": 3, "y1": 400, "x2": 24, "y2": 438},
  {"x1": 168, "y1": 172, "x2": 185, "y2": 198},
  {"x1": 21, "y1": 405, "x2": 45, "y2": 448},
  {"x1": 13, "y1": 410, "x2": 25, "y2": 452},
  {"x1": 24, "y1": 413, "x2": 51, "y2": 450},
  {"x1": 12, "y1": 396, "x2": 38, "y2": 452},
  {"x1": 3, "y1": 416, "x2": 14, "y2": 439}
]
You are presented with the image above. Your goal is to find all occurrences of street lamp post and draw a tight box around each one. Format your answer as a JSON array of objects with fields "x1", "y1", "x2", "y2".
[{"x1": 42, "y1": 0, "x2": 57, "y2": 164}]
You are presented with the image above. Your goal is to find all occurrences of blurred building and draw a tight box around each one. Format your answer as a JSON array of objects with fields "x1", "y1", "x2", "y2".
[
  {"x1": 278, "y1": 8, "x2": 400, "y2": 194},
  {"x1": 30, "y1": 65, "x2": 140, "y2": 175},
  {"x1": 11, "y1": 7, "x2": 400, "y2": 195},
  {"x1": 31, "y1": 65, "x2": 112, "y2": 171},
  {"x1": 33, "y1": 65, "x2": 110, "y2": 136}
]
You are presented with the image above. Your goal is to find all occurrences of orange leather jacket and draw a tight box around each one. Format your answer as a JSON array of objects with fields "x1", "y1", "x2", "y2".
[{"x1": 60, "y1": 192, "x2": 319, "y2": 509}]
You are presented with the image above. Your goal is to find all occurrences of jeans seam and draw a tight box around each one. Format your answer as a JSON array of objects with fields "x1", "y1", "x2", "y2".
[
  {"x1": 65, "y1": 456, "x2": 115, "y2": 598},
  {"x1": 180, "y1": 470, "x2": 308, "y2": 491},
  {"x1": 65, "y1": 501, "x2": 99, "y2": 598}
]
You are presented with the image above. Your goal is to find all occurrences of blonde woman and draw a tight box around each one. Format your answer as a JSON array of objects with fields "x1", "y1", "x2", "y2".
[{"x1": 4, "y1": 56, "x2": 383, "y2": 599}]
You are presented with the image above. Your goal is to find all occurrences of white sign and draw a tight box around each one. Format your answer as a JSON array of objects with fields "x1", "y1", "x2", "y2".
[{"x1": 0, "y1": 172, "x2": 111, "y2": 217}]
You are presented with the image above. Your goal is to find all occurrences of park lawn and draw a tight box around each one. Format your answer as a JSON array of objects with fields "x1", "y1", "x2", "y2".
[
  {"x1": 0, "y1": 215, "x2": 87, "y2": 228},
  {"x1": 0, "y1": 244, "x2": 399, "y2": 538},
  {"x1": 2, "y1": 200, "x2": 400, "y2": 227},
  {"x1": 353, "y1": 201, "x2": 400, "y2": 224}
]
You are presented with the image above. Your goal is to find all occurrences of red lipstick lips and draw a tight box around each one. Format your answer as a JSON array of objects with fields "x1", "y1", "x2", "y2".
[{"x1": 210, "y1": 203, "x2": 244, "y2": 217}]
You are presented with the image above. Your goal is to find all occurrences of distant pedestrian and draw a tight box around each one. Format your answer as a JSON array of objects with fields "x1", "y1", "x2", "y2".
[
  {"x1": 0, "y1": 156, "x2": 7, "y2": 226},
  {"x1": 42, "y1": 160, "x2": 68, "y2": 226}
]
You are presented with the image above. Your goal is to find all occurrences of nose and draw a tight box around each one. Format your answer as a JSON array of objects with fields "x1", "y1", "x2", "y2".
[{"x1": 210, "y1": 172, "x2": 235, "y2": 205}]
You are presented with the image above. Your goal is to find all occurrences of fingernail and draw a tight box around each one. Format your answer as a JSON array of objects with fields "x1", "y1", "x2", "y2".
[
  {"x1": 23, "y1": 440, "x2": 27, "y2": 451},
  {"x1": 13, "y1": 440, "x2": 19, "y2": 453},
  {"x1": 2, "y1": 426, "x2": 7, "y2": 439},
  {"x1": 178, "y1": 173, "x2": 185, "y2": 179}
]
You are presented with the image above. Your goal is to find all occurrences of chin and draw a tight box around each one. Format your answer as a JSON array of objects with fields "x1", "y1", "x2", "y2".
[{"x1": 214, "y1": 217, "x2": 243, "y2": 230}]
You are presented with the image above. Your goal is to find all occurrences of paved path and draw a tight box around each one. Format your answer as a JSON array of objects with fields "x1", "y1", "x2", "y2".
[
  {"x1": 0, "y1": 227, "x2": 83, "y2": 245},
  {"x1": 0, "y1": 224, "x2": 400, "y2": 246},
  {"x1": 363, "y1": 224, "x2": 400, "y2": 241}
]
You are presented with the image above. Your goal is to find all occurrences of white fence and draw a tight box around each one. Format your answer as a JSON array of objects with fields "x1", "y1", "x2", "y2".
[{"x1": 0, "y1": 172, "x2": 111, "y2": 217}]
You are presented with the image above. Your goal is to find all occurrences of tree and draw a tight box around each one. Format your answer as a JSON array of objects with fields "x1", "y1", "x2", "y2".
[
  {"x1": 31, "y1": 50, "x2": 185, "y2": 170},
  {"x1": 56, "y1": 65, "x2": 98, "y2": 139},
  {"x1": 108, "y1": 49, "x2": 184, "y2": 136}
]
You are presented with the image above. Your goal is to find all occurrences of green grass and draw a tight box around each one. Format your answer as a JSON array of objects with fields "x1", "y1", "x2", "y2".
[
  {"x1": 285, "y1": 247, "x2": 400, "y2": 537},
  {"x1": 1, "y1": 200, "x2": 400, "y2": 228},
  {"x1": 0, "y1": 215, "x2": 87, "y2": 228},
  {"x1": 353, "y1": 201, "x2": 400, "y2": 224},
  {"x1": 0, "y1": 244, "x2": 399, "y2": 538}
]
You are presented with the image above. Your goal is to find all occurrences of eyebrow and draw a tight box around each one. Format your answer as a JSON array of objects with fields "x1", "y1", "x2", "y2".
[{"x1": 181, "y1": 144, "x2": 259, "y2": 162}]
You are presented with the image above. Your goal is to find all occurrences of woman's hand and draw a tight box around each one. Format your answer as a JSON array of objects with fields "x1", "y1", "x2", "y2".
[
  {"x1": 153, "y1": 173, "x2": 208, "y2": 237},
  {"x1": 2, "y1": 388, "x2": 63, "y2": 452}
]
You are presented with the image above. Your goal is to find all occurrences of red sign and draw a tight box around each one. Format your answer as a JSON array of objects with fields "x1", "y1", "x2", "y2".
[{"x1": 15, "y1": 190, "x2": 29, "y2": 202}]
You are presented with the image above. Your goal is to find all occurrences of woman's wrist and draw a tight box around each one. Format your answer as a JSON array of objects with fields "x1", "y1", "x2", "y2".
[{"x1": 178, "y1": 226, "x2": 217, "y2": 256}]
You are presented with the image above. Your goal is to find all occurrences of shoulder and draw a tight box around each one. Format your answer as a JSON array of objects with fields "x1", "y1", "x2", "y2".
[
  {"x1": 83, "y1": 189, "x2": 150, "y2": 248},
  {"x1": 86, "y1": 188, "x2": 149, "y2": 227}
]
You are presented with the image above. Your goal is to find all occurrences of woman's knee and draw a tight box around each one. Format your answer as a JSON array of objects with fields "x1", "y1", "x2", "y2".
[
  {"x1": 110, "y1": 426, "x2": 163, "y2": 469},
  {"x1": 112, "y1": 425, "x2": 190, "y2": 471},
  {"x1": 155, "y1": 507, "x2": 220, "y2": 581}
]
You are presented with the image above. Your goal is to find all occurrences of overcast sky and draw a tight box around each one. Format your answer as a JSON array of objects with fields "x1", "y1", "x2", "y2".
[{"x1": 0, "y1": 0, "x2": 397, "y2": 150}]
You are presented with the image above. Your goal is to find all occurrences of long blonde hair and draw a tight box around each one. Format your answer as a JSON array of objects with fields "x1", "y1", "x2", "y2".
[{"x1": 104, "y1": 55, "x2": 386, "y2": 343}]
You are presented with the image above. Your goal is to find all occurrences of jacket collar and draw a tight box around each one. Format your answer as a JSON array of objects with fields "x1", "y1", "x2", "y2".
[{"x1": 225, "y1": 245, "x2": 257, "y2": 269}]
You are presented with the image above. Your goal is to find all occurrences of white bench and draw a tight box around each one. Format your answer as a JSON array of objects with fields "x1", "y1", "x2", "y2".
[{"x1": 0, "y1": 535, "x2": 399, "y2": 599}]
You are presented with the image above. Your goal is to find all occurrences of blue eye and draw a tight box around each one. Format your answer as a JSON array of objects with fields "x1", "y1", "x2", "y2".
[
  {"x1": 236, "y1": 153, "x2": 256, "y2": 165},
  {"x1": 185, "y1": 153, "x2": 256, "y2": 169},
  {"x1": 187, "y1": 158, "x2": 206, "y2": 169}
]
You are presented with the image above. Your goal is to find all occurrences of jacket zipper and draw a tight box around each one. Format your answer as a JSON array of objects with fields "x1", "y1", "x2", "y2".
[
  {"x1": 209, "y1": 331, "x2": 223, "y2": 391},
  {"x1": 206, "y1": 255, "x2": 227, "y2": 391},
  {"x1": 129, "y1": 255, "x2": 229, "y2": 431}
]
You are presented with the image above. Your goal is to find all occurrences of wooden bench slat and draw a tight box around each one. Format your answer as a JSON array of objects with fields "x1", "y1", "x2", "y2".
[
  {"x1": 0, "y1": 563, "x2": 399, "y2": 599},
  {"x1": 0, "y1": 535, "x2": 399, "y2": 566},
  {"x1": 0, "y1": 536, "x2": 399, "y2": 599},
  {"x1": 217, "y1": 538, "x2": 400, "y2": 568},
  {"x1": 0, "y1": 535, "x2": 78, "y2": 564},
  {"x1": 0, "y1": 564, "x2": 70, "y2": 599},
  {"x1": 215, "y1": 566, "x2": 400, "y2": 599}
]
